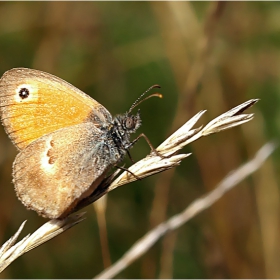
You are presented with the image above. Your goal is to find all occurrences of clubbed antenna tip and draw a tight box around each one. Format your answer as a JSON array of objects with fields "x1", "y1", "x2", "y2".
[{"x1": 128, "y1": 84, "x2": 162, "y2": 113}]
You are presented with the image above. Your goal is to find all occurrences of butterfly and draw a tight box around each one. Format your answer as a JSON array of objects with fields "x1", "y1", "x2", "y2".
[{"x1": 0, "y1": 68, "x2": 160, "y2": 219}]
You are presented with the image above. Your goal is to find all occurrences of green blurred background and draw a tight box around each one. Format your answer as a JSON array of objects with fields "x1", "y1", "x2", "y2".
[{"x1": 0, "y1": 1, "x2": 280, "y2": 278}]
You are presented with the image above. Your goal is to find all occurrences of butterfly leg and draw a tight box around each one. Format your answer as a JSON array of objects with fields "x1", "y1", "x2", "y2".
[
  {"x1": 126, "y1": 149, "x2": 135, "y2": 163},
  {"x1": 128, "y1": 133, "x2": 167, "y2": 159},
  {"x1": 115, "y1": 165, "x2": 141, "y2": 181}
]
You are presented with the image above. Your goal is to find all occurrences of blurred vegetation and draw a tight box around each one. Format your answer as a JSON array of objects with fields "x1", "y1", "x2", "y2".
[{"x1": 0, "y1": 1, "x2": 280, "y2": 278}]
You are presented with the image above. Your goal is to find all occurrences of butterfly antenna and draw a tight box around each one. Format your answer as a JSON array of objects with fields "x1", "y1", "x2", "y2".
[{"x1": 128, "y1": 84, "x2": 161, "y2": 113}]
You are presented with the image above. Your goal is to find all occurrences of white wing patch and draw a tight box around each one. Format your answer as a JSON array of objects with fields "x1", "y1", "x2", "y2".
[{"x1": 40, "y1": 138, "x2": 56, "y2": 174}]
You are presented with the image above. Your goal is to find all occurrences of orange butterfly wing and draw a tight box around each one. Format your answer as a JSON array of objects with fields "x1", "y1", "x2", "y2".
[{"x1": 0, "y1": 68, "x2": 112, "y2": 150}]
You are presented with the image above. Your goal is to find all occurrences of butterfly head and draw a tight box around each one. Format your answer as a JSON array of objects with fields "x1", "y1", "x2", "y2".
[
  {"x1": 119, "y1": 109, "x2": 142, "y2": 134},
  {"x1": 109, "y1": 110, "x2": 141, "y2": 150},
  {"x1": 107, "y1": 85, "x2": 161, "y2": 153}
]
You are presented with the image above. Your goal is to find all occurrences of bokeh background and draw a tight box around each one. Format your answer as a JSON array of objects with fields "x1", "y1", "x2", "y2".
[{"x1": 0, "y1": 1, "x2": 280, "y2": 278}]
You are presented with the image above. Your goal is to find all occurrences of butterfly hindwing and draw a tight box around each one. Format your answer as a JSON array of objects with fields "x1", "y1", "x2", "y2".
[{"x1": 13, "y1": 122, "x2": 119, "y2": 218}]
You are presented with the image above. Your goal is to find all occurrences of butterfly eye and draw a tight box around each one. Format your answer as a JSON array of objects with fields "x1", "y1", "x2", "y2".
[
  {"x1": 19, "y1": 88, "x2": 29, "y2": 99},
  {"x1": 125, "y1": 117, "x2": 135, "y2": 130}
]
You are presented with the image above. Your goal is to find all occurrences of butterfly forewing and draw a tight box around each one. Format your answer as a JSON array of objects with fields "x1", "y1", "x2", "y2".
[{"x1": 0, "y1": 68, "x2": 112, "y2": 150}]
